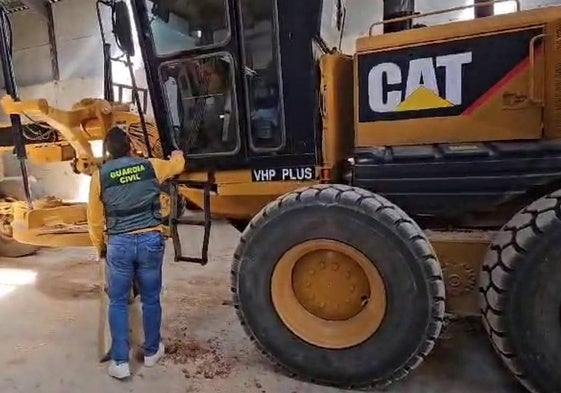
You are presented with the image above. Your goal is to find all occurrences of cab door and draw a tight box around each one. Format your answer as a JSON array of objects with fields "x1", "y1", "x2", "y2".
[
  {"x1": 238, "y1": 0, "x2": 285, "y2": 156},
  {"x1": 238, "y1": 0, "x2": 321, "y2": 171},
  {"x1": 132, "y1": 0, "x2": 248, "y2": 171}
]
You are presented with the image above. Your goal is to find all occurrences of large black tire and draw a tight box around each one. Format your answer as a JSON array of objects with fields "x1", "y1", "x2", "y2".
[
  {"x1": 231, "y1": 184, "x2": 445, "y2": 389},
  {"x1": 480, "y1": 191, "x2": 561, "y2": 393}
]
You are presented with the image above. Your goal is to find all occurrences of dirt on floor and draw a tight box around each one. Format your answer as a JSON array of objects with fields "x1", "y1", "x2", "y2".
[{"x1": 0, "y1": 221, "x2": 527, "y2": 393}]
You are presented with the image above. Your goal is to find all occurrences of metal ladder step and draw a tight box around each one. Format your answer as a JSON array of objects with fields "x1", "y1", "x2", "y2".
[{"x1": 168, "y1": 175, "x2": 213, "y2": 265}]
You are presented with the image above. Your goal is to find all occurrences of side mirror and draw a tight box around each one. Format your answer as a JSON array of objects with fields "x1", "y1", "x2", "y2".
[{"x1": 113, "y1": 1, "x2": 135, "y2": 57}]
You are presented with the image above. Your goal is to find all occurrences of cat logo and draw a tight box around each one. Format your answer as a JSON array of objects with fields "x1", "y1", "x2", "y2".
[{"x1": 368, "y1": 52, "x2": 473, "y2": 113}]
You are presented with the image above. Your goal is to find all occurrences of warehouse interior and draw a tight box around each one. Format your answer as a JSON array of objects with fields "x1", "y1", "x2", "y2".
[
  {"x1": 0, "y1": 0, "x2": 557, "y2": 200},
  {"x1": 0, "y1": 0, "x2": 559, "y2": 392}
]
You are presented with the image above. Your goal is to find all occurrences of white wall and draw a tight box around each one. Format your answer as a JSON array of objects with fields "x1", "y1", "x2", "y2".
[
  {"x1": 1, "y1": 0, "x2": 103, "y2": 88},
  {"x1": 321, "y1": 0, "x2": 559, "y2": 54}
]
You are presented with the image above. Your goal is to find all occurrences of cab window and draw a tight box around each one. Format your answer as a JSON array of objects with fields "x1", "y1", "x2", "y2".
[
  {"x1": 160, "y1": 54, "x2": 240, "y2": 155},
  {"x1": 241, "y1": 0, "x2": 285, "y2": 151},
  {"x1": 143, "y1": 0, "x2": 230, "y2": 55}
]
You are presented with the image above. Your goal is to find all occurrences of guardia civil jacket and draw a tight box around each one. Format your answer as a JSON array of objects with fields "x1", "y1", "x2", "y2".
[
  {"x1": 87, "y1": 153, "x2": 185, "y2": 253},
  {"x1": 100, "y1": 156, "x2": 161, "y2": 235}
]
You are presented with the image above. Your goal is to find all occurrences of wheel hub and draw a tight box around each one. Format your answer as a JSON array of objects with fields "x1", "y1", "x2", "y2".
[
  {"x1": 271, "y1": 239, "x2": 387, "y2": 349},
  {"x1": 292, "y1": 249, "x2": 371, "y2": 320}
]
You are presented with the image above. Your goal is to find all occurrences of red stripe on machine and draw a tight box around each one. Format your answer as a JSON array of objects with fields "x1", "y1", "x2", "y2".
[{"x1": 463, "y1": 57, "x2": 530, "y2": 116}]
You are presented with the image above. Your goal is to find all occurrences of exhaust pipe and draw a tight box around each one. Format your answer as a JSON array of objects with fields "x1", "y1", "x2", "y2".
[
  {"x1": 383, "y1": 0, "x2": 415, "y2": 33},
  {"x1": 474, "y1": 0, "x2": 494, "y2": 18}
]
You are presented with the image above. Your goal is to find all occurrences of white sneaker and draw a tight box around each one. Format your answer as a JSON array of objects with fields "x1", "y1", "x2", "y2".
[
  {"x1": 144, "y1": 342, "x2": 165, "y2": 367},
  {"x1": 107, "y1": 361, "x2": 131, "y2": 379}
]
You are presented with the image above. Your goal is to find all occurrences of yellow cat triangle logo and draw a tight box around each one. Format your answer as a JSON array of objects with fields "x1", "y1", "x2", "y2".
[{"x1": 396, "y1": 86, "x2": 454, "y2": 111}]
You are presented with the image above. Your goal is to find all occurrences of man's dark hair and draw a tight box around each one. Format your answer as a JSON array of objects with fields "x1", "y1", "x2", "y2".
[{"x1": 104, "y1": 127, "x2": 131, "y2": 159}]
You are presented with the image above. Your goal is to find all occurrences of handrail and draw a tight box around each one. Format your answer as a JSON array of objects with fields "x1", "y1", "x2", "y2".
[
  {"x1": 368, "y1": 0, "x2": 521, "y2": 35},
  {"x1": 529, "y1": 33, "x2": 547, "y2": 105}
]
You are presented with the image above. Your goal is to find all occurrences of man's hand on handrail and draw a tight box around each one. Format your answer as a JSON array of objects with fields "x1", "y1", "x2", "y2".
[{"x1": 170, "y1": 150, "x2": 183, "y2": 159}]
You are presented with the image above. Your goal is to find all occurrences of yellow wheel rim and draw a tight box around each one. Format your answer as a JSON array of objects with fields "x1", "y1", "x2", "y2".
[{"x1": 271, "y1": 239, "x2": 387, "y2": 349}]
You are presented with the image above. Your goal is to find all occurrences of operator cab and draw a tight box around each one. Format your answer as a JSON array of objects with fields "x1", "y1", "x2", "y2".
[{"x1": 120, "y1": 0, "x2": 323, "y2": 173}]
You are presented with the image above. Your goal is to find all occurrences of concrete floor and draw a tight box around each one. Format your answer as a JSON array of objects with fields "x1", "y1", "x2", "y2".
[{"x1": 0, "y1": 222, "x2": 527, "y2": 393}]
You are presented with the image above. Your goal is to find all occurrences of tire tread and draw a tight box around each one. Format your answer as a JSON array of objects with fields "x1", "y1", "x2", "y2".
[
  {"x1": 479, "y1": 193, "x2": 561, "y2": 393},
  {"x1": 231, "y1": 184, "x2": 445, "y2": 389}
]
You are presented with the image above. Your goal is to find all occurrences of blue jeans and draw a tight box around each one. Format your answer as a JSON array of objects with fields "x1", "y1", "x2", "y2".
[{"x1": 106, "y1": 231, "x2": 165, "y2": 363}]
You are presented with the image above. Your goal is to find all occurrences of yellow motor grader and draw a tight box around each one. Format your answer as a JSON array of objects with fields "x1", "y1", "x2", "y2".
[{"x1": 1, "y1": 0, "x2": 561, "y2": 391}]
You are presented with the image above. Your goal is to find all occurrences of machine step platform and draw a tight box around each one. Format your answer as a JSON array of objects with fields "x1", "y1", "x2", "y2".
[{"x1": 168, "y1": 176, "x2": 213, "y2": 265}]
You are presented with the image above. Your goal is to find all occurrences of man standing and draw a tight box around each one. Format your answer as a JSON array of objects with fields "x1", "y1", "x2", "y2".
[{"x1": 87, "y1": 127, "x2": 185, "y2": 379}]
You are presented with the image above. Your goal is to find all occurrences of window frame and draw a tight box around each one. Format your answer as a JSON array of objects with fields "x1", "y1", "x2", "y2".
[
  {"x1": 143, "y1": 0, "x2": 233, "y2": 57},
  {"x1": 240, "y1": 0, "x2": 287, "y2": 154},
  {"x1": 157, "y1": 51, "x2": 242, "y2": 158}
]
